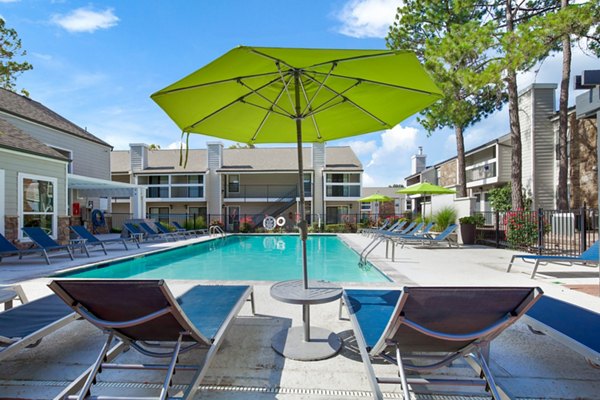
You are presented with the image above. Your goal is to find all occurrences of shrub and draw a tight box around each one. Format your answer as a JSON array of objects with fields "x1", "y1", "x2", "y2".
[
  {"x1": 184, "y1": 216, "x2": 207, "y2": 231},
  {"x1": 239, "y1": 222, "x2": 252, "y2": 233},
  {"x1": 458, "y1": 214, "x2": 485, "y2": 226},
  {"x1": 504, "y1": 211, "x2": 549, "y2": 249},
  {"x1": 433, "y1": 207, "x2": 457, "y2": 231}
]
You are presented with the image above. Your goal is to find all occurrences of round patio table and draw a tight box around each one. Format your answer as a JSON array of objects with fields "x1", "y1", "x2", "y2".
[{"x1": 270, "y1": 279, "x2": 342, "y2": 361}]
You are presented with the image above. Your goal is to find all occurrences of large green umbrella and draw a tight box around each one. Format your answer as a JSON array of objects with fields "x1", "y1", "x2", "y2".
[
  {"x1": 397, "y1": 182, "x2": 456, "y2": 218},
  {"x1": 152, "y1": 46, "x2": 440, "y2": 360},
  {"x1": 152, "y1": 46, "x2": 440, "y2": 289}
]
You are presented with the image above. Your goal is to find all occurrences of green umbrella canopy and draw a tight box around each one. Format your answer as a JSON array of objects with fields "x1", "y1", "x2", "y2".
[
  {"x1": 151, "y1": 46, "x2": 442, "y2": 143},
  {"x1": 358, "y1": 193, "x2": 393, "y2": 202},
  {"x1": 151, "y1": 46, "x2": 441, "y2": 290},
  {"x1": 396, "y1": 182, "x2": 456, "y2": 196}
]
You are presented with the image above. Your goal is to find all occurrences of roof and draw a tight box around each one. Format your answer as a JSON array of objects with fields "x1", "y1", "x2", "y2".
[
  {"x1": 0, "y1": 117, "x2": 69, "y2": 161},
  {"x1": 0, "y1": 88, "x2": 111, "y2": 148},
  {"x1": 111, "y1": 146, "x2": 362, "y2": 173},
  {"x1": 362, "y1": 187, "x2": 405, "y2": 198}
]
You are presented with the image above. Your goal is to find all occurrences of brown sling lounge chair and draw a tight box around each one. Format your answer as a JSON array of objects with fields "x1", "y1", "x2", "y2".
[
  {"x1": 343, "y1": 286, "x2": 542, "y2": 399},
  {"x1": 49, "y1": 279, "x2": 254, "y2": 400}
]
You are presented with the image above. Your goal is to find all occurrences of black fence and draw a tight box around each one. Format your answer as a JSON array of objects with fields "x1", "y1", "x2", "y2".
[{"x1": 476, "y1": 206, "x2": 598, "y2": 256}]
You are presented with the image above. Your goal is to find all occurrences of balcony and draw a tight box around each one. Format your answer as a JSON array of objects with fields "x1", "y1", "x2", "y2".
[
  {"x1": 225, "y1": 184, "x2": 308, "y2": 202},
  {"x1": 466, "y1": 161, "x2": 497, "y2": 186}
]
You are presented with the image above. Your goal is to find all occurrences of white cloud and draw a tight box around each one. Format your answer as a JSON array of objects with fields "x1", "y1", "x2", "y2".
[
  {"x1": 0, "y1": 0, "x2": 20, "y2": 3},
  {"x1": 345, "y1": 138, "x2": 378, "y2": 156},
  {"x1": 366, "y1": 125, "x2": 418, "y2": 168},
  {"x1": 52, "y1": 7, "x2": 119, "y2": 33},
  {"x1": 167, "y1": 141, "x2": 187, "y2": 150},
  {"x1": 335, "y1": 0, "x2": 399, "y2": 38}
]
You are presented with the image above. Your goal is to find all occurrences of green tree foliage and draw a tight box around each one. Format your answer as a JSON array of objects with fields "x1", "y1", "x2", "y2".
[
  {"x1": 228, "y1": 143, "x2": 255, "y2": 149},
  {"x1": 0, "y1": 18, "x2": 32, "y2": 95},
  {"x1": 386, "y1": 0, "x2": 505, "y2": 198},
  {"x1": 488, "y1": 183, "x2": 513, "y2": 212}
]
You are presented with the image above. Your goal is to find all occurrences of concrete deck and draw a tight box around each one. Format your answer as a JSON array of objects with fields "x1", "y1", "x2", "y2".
[{"x1": 1, "y1": 233, "x2": 599, "y2": 399}]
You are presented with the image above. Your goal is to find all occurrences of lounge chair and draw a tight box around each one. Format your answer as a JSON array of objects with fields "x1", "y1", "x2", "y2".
[
  {"x1": 0, "y1": 232, "x2": 50, "y2": 263},
  {"x1": 396, "y1": 224, "x2": 458, "y2": 248},
  {"x1": 360, "y1": 219, "x2": 395, "y2": 236},
  {"x1": 49, "y1": 279, "x2": 254, "y2": 400},
  {"x1": 343, "y1": 286, "x2": 542, "y2": 399},
  {"x1": 70, "y1": 225, "x2": 139, "y2": 254},
  {"x1": 0, "y1": 292, "x2": 78, "y2": 361},
  {"x1": 21, "y1": 227, "x2": 77, "y2": 264},
  {"x1": 507, "y1": 241, "x2": 599, "y2": 279},
  {"x1": 384, "y1": 221, "x2": 435, "y2": 241},
  {"x1": 523, "y1": 295, "x2": 600, "y2": 367},
  {"x1": 171, "y1": 221, "x2": 208, "y2": 237},
  {"x1": 155, "y1": 221, "x2": 186, "y2": 239},
  {"x1": 139, "y1": 222, "x2": 176, "y2": 241},
  {"x1": 358, "y1": 222, "x2": 420, "y2": 266}
]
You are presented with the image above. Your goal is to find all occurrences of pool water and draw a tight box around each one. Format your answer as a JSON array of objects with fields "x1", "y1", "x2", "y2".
[{"x1": 61, "y1": 235, "x2": 389, "y2": 282}]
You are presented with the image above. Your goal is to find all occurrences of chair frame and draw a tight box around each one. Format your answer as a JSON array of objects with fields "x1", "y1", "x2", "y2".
[
  {"x1": 343, "y1": 287, "x2": 542, "y2": 400},
  {"x1": 49, "y1": 281, "x2": 254, "y2": 400},
  {"x1": 70, "y1": 226, "x2": 139, "y2": 255},
  {"x1": 21, "y1": 227, "x2": 76, "y2": 264}
]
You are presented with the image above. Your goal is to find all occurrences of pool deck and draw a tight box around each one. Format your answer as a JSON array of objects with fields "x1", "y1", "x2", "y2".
[{"x1": 1, "y1": 233, "x2": 599, "y2": 399}]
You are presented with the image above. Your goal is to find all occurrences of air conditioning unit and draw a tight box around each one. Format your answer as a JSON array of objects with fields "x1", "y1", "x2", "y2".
[{"x1": 551, "y1": 213, "x2": 575, "y2": 236}]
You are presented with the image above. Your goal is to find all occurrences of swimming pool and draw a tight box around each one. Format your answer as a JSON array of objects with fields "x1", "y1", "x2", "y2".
[{"x1": 59, "y1": 235, "x2": 389, "y2": 282}]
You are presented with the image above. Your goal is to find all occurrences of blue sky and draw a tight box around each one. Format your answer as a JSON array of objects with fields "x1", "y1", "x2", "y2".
[{"x1": 1, "y1": 0, "x2": 597, "y2": 187}]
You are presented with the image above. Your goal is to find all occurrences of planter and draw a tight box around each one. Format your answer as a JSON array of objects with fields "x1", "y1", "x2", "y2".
[{"x1": 460, "y1": 223, "x2": 476, "y2": 245}]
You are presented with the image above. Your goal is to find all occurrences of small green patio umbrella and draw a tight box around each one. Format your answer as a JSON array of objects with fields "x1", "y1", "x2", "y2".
[
  {"x1": 151, "y1": 46, "x2": 442, "y2": 292},
  {"x1": 359, "y1": 193, "x2": 393, "y2": 225},
  {"x1": 397, "y1": 182, "x2": 456, "y2": 218}
]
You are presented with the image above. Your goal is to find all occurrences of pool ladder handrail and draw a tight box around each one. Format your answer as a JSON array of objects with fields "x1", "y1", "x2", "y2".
[
  {"x1": 209, "y1": 225, "x2": 226, "y2": 238},
  {"x1": 358, "y1": 235, "x2": 386, "y2": 266}
]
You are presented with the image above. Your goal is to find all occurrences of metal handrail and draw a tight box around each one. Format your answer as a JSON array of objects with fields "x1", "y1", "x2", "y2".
[{"x1": 209, "y1": 225, "x2": 226, "y2": 238}]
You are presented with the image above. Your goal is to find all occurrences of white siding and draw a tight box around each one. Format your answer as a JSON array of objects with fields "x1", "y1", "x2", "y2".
[
  {"x1": 0, "y1": 113, "x2": 111, "y2": 180},
  {"x1": 532, "y1": 88, "x2": 557, "y2": 209},
  {"x1": 498, "y1": 144, "x2": 512, "y2": 182}
]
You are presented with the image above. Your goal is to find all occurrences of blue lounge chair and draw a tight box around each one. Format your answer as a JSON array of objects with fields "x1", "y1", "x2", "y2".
[
  {"x1": 397, "y1": 223, "x2": 458, "y2": 248},
  {"x1": 139, "y1": 222, "x2": 176, "y2": 241},
  {"x1": 507, "y1": 241, "x2": 599, "y2": 279},
  {"x1": 0, "y1": 232, "x2": 50, "y2": 263},
  {"x1": 122, "y1": 223, "x2": 146, "y2": 244},
  {"x1": 361, "y1": 219, "x2": 395, "y2": 236},
  {"x1": 70, "y1": 225, "x2": 139, "y2": 254},
  {"x1": 171, "y1": 221, "x2": 207, "y2": 237},
  {"x1": 384, "y1": 221, "x2": 435, "y2": 241},
  {"x1": 343, "y1": 286, "x2": 542, "y2": 399},
  {"x1": 21, "y1": 227, "x2": 77, "y2": 264},
  {"x1": 49, "y1": 279, "x2": 254, "y2": 400},
  {"x1": 523, "y1": 295, "x2": 600, "y2": 367},
  {"x1": 0, "y1": 292, "x2": 78, "y2": 361},
  {"x1": 154, "y1": 221, "x2": 186, "y2": 239}
]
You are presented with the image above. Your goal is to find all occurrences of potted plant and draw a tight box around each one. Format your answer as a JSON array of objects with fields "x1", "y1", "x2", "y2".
[{"x1": 458, "y1": 214, "x2": 484, "y2": 245}]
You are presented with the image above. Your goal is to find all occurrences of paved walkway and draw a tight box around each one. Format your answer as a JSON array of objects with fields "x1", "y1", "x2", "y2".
[{"x1": 1, "y1": 233, "x2": 599, "y2": 399}]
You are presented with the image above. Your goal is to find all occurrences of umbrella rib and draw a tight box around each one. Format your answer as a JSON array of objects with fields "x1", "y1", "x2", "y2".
[
  {"x1": 186, "y1": 74, "x2": 293, "y2": 130},
  {"x1": 301, "y1": 63, "x2": 336, "y2": 117},
  {"x1": 309, "y1": 71, "x2": 440, "y2": 96},
  {"x1": 302, "y1": 73, "x2": 391, "y2": 128},
  {"x1": 238, "y1": 75, "x2": 293, "y2": 117},
  {"x1": 248, "y1": 48, "x2": 296, "y2": 71},
  {"x1": 276, "y1": 63, "x2": 297, "y2": 115},
  {"x1": 304, "y1": 77, "x2": 361, "y2": 115},
  {"x1": 298, "y1": 77, "x2": 322, "y2": 140},
  {"x1": 250, "y1": 75, "x2": 293, "y2": 142},
  {"x1": 304, "y1": 50, "x2": 401, "y2": 69},
  {"x1": 151, "y1": 71, "x2": 281, "y2": 96}
]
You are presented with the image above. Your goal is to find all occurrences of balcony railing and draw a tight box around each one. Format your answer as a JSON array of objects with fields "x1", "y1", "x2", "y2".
[
  {"x1": 226, "y1": 184, "x2": 307, "y2": 201},
  {"x1": 466, "y1": 161, "x2": 497, "y2": 183}
]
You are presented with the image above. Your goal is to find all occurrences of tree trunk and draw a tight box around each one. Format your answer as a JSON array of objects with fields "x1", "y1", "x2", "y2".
[
  {"x1": 506, "y1": 0, "x2": 524, "y2": 210},
  {"x1": 455, "y1": 125, "x2": 467, "y2": 198},
  {"x1": 557, "y1": 0, "x2": 571, "y2": 210}
]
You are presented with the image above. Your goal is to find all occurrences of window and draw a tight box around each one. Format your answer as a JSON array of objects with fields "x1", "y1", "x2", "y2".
[
  {"x1": 19, "y1": 174, "x2": 57, "y2": 238},
  {"x1": 171, "y1": 175, "x2": 204, "y2": 198},
  {"x1": 304, "y1": 173, "x2": 312, "y2": 196},
  {"x1": 148, "y1": 207, "x2": 169, "y2": 224},
  {"x1": 138, "y1": 175, "x2": 169, "y2": 198},
  {"x1": 325, "y1": 173, "x2": 361, "y2": 198},
  {"x1": 228, "y1": 175, "x2": 240, "y2": 193},
  {"x1": 188, "y1": 207, "x2": 207, "y2": 220}
]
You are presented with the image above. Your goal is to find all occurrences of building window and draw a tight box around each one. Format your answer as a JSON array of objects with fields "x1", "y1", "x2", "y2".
[
  {"x1": 304, "y1": 173, "x2": 312, "y2": 197},
  {"x1": 19, "y1": 174, "x2": 57, "y2": 238},
  {"x1": 188, "y1": 207, "x2": 207, "y2": 220},
  {"x1": 138, "y1": 175, "x2": 169, "y2": 198},
  {"x1": 325, "y1": 173, "x2": 360, "y2": 198},
  {"x1": 228, "y1": 175, "x2": 240, "y2": 193},
  {"x1": 171, "y1": 174, "x2": 204, "y2": 198},
  {"x1": 148, "y1": 206, "x2": 169, "y2": 224}
]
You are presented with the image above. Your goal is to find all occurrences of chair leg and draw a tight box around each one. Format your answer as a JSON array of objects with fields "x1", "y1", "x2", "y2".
[
  {"x1": 78, "y1": 333, "x2": 115, "y2": 400},
  {"x1": 159, "y1": 334, "x2": 183, "y2": 400},
  {"x1": 475, "y1": 349, "x2": 502, "y2": 400},
  {"x1": 531, "y1": 260, "x2": 541, "y2": 279},
  {"x1": 395, "y1": 344, "x2": 411, "y2": 400},
  {"x1": 43, "y1": 250, "x2": 50, "y2": 265},
  {"x1": 507, "y1": 256, "x2": 516, "y2": 273},
  {"x1": 66, "y1": 247, "x2": 74, "y2": 260},
  {"x1": 100, "y1": 243, "x2": 108, "y2": 255},
  {"x1": 121, "y1": 239, "x2": 129, "y2": 251}
]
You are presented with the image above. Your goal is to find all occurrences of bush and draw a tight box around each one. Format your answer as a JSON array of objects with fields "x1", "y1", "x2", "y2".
[
  {"x1": 458, "y1": 214, "x2": 485, "y2": 226},
  {"x1": 239, "y1": 222, "x2": 252, "y2": 233},
  {"x1": 433, "y1": 207, "x2": 457, "y2": 231},
  {"x1": 504, "y1": 211, "x2": 549, "y2": 249},
  {"x1": 184, "y1": 216, "x2": 207, "y2": 230}
]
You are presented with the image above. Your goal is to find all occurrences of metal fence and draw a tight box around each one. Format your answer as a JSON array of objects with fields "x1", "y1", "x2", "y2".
[{"x1": 476, "y1": 206, "x2": 598, "y2": 256}]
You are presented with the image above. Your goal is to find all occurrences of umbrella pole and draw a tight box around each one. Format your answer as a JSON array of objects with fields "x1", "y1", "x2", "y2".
[{"x1": 294, "y1": 72, "x2": 309, "y2": 291}]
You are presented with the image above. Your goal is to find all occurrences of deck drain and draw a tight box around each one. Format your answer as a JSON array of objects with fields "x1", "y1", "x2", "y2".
[{"x1": 0, "y1": 380, "x2": 491, "y2": 399}]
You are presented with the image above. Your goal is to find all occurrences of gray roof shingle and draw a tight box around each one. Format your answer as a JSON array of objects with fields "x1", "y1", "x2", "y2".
[
  {"x1": 0, "y1": 117, "x2": 69, "y2": 161},
  {"x1": 0, "y1": 88, "x2": 111, "y2": 148},
  {"x1": 111, "y1": 146, "x2": 362, "y2": 173}
]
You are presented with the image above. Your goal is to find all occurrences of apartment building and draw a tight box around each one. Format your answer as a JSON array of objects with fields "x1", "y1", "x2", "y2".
[
  {"x1": 111, "y1": 142, "x2": 363, "y2": 229},
  {"x1": 405, "y1": 83, "x2": 598, "y2": 213}
]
